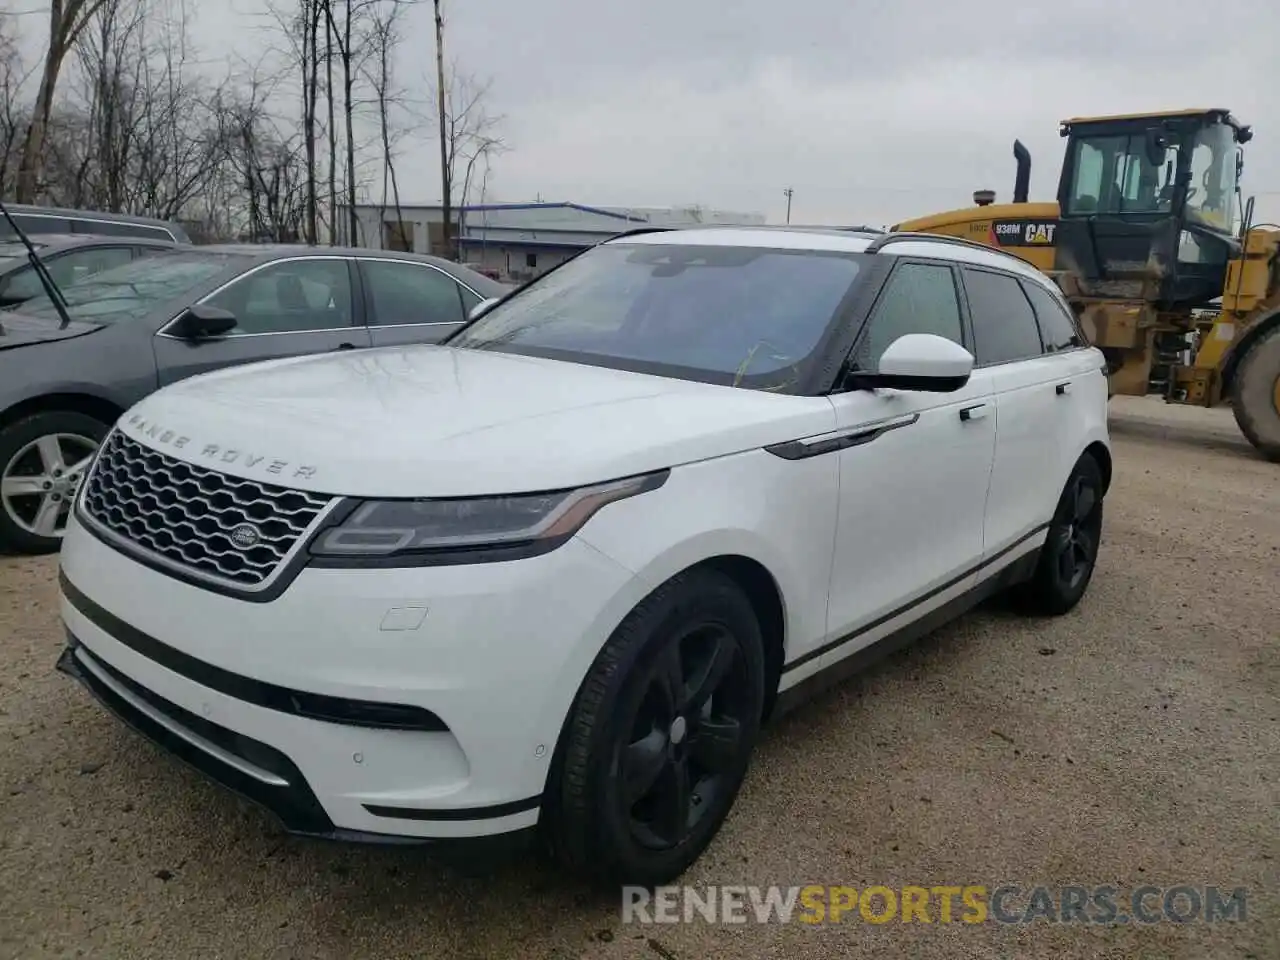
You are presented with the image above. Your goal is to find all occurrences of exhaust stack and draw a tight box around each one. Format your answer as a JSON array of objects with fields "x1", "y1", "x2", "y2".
[{"x1": 1013, "y1": 139, "x2": 1031, "y2": 203}]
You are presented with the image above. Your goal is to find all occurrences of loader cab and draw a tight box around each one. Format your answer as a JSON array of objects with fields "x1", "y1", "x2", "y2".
[{"x1": 1055, "y1": 109, "x2": 1250, "y2": 309}]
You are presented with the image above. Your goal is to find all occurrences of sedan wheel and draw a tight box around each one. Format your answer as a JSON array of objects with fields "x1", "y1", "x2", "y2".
[{"x1": 0, "y1": 412, "x2": 107, "y2": 554}]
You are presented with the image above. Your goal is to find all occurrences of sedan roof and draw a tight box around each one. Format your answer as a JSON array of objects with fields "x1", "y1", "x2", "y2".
[
  {"x1": 0, "y1": 233, "x2": 174, "y2": 258},
  {"x1": 191, "y1": 243, "x2": 506, "y2": 293}
]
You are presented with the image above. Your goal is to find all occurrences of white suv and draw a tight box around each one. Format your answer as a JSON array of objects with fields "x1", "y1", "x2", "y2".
[{"x1": 55, "y1": 227, "x2": 1111, "y2": 886}]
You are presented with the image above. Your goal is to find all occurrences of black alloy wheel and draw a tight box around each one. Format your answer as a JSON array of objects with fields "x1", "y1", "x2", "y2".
[
  {"x1": 615, "y1": 621, "x2": 754, "y2": 851},
  {"x1": 1052, "y1": 469, "x2": 1103, "y2": 593},
  {"x1": 1018, "y1": 452, "x2": 1105, "y2": 615},
  {"x1": 544, "y1": 568, "x2": 766, "y2": 886}
]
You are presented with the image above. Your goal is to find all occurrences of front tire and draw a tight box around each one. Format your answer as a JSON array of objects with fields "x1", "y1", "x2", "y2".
[
  {"x1": 0, "y1": 411, "x2": 108, "y2": 555},
  {"x1": 1017, "y1": 453, "x2": 1105, "y2": 616},
  {"x1": 544, "y1": 568, "x2": 766, "y2": 887},
  {"x1": 1230, "y1": 324, "x2": 1280, "y2": 462}
]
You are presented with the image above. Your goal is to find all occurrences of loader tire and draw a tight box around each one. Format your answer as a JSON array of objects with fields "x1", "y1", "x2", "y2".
[{"x1": 1230, "y1": 324, "x2": 1280, "y2": 463}]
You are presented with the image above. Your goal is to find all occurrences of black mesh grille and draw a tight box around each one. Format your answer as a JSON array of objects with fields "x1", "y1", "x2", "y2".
[{"x1": 81, "y1": 431, "x2": 332, "y2": 587}]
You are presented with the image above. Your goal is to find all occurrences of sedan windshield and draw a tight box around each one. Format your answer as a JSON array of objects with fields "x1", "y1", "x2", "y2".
[
  {"x1": 448, "y1": 242, "x2": 868, "y2": 391},
  {"x1": 9, "y1": 249, "x2": 251, "y2": 324}
]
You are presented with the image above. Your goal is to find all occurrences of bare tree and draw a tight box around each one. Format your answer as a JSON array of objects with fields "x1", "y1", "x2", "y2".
[
  {"x1": 212, "y1": 74, "x2": 308, "y2": 242},
  {"x1": 302, "y1": 0, "x2": 322, "y2": 243},
  {"x1": 363, "y1": 0, "x2": 408, "y2": 248},
  {"x1": 14, "y1": 0, "x2": 110, "y2": 202},
  {"x1": 264, "y1": 0, "x2": 325, "y2": 242},
  {"x1": 433, "y1": 0, "x2": 449, "y2": 256},
  {"x1": 318, "y1": 4, "x2": 333, "y2": 242},
  {"x1": 324, "y1": 0, "x2": 386, "y2": 246},
  {"x1": 35, "y1": 0, "x2": 228, "y2": 220},
  {"x1": 0, "y1": 18, "x2": 33, "y2": 193},
  {"x1": 432, "y1": 63, "x2": 506, "y2": 247}
]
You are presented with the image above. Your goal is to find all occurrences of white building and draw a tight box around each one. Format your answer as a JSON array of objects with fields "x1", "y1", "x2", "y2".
[{"x1": 336, "y1": 201, "x2": 767, "y2": 282}]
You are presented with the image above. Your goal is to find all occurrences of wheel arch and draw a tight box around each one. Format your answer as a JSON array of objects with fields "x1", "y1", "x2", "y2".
[
  {"x1": 1083, "y1": 440, "x2": 1113, "y2": 496},
  {"x1": 0, "y1": 392, "x2": 124, "y2": 432},
  {"x1": 685, "y1": 554, "x2": 788, "y2": 722},
  {"x1": 542, "y1": 548, "x2": 791, "y2": 794},
  {"x1": 1220, "y1": 308, "x2": 1280, "y2": 396}
]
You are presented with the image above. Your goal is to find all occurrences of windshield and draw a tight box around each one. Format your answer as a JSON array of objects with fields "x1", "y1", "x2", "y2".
[
  {"x1": 1185, "y1": 122, "x2": 1239, "y2": 234},
  {"x1": 9, "y1": 249, "x2": 250, "y2": 323},
  {"x1": 448, "y1": 242, "x2": 868, "y2": 391}
]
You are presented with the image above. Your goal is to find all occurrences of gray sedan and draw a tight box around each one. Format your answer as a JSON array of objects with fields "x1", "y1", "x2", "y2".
[{"x1": 0, "y1": 243, "x2": 506, "y2": 554}]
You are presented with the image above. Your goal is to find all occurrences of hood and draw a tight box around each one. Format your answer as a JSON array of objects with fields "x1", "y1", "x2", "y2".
[
  {"x1": 0, "y1": 309, "x2": 102, "y2": 349},
  {"x1": 117, "y1": 345, "x2": 835, "y2": 497}
]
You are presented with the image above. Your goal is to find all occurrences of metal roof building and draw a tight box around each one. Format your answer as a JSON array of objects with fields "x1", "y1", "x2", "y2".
[{"x1": 337, "y1": 200, "x2": 767, "y2": 282}]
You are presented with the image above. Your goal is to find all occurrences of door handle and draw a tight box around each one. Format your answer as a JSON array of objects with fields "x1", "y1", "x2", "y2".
[
  {"x1": 959, "y1": 403, "x2": 988, "y2": 422},
  {"x1": 1055, "y1": 381, "x2": 1071, "y2": 396}
]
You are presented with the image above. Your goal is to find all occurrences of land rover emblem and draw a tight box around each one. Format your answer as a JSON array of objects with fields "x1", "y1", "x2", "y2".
[{"x1": 229, "y1": 523, "x2": 262, "y2": 550}]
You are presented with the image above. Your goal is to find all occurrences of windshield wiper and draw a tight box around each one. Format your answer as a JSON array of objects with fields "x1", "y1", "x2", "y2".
[{"x1": 0, "y1": 199, "x2": 73, "y2": 330}]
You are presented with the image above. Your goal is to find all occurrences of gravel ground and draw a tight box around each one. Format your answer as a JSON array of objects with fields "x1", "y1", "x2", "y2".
[{"x1": 1, "y1": 399, "x2": 1277, "y2": 960}]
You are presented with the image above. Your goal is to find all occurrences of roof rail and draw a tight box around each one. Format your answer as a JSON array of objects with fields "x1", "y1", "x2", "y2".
[{"x1": 864, "y1": 230, "x2": 1037, "y2": 268}]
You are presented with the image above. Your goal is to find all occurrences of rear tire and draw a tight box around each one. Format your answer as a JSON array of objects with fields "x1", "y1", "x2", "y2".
[
  {"x1": 1230, "y1": 325, "x2": 1280, "y2": 462},
  {"x1": 1016, "y1": 453, "x2": 1105, "y2": 616},
  {"x1": 0, "y1": 411, "x2": 108, "y2": 555},
  {"x1": 543, "y1": 568, "x2": 766, "y2": 887}
]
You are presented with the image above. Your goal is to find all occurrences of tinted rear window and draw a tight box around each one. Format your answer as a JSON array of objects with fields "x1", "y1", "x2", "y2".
[
  {"x1": 961, "y1": 267, "x2": 1045, "y2": 365},
  {"x1": 1022, "y1": 280, "x2": 1085, "y2": 352}
]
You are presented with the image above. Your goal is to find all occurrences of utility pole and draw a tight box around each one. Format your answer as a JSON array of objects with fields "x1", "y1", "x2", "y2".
[
  {"x1": 434, "y1": 0, "x2": 451, "y2": 258},
  {"x1": 783, "y1": 187, "x2": 794, "y2": 224}
]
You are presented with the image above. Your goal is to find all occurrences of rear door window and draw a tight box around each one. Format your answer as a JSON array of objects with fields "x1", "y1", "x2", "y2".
[
  {"x1": 1021, "y1": 279, "x2": 1085, "y2": 352},
  {"x1": 360, "y1": 260, "x2": 467, "y2": 327},
  {"x1": 961, "y1": 267, "x2": 1045, "y2": 365}
]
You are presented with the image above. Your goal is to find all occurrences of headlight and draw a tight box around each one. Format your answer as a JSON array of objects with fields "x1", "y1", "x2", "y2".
[{"x1": 309, "y1": 470, "x2": 668, "y2": 564}]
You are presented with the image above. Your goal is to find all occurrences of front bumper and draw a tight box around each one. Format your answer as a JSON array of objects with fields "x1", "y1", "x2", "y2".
[{"x1": 57, "y1": 509, "x2": 645, "y2": 840}]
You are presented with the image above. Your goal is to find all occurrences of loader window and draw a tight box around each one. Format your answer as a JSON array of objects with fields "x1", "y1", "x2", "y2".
[
  {"x1": 1185, "y1": 123, "x2": 1238, "y2": 234},
  {"x1": 1067, "y1": 135, "x2": 1175, "y2": 216}
]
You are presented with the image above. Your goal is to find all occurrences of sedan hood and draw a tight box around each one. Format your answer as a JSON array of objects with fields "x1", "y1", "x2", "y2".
[
  {"x1": 117, "y1": 346, "x2": 835, "y2": 497},
  {"x1": 0, "y1": 310, "x2": 102, "y2": 349}
]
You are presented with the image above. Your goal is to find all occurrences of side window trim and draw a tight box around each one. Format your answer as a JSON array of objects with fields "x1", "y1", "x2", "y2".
[
  {"x1": 157, "y1": 255, "x2": 360, "y2": 339},
  {"x1": 357, "y1": 256, "x2": 484, "y2": 300},
  {"x1": 960, "y1": 264, "x2": 1047, "y2": 369},
  {"x1": 845, "y1": 256, "x2": 968, "y2": 370},
  {"x1": 356, "y1": 257, "x2": 471, "y2": 328}
]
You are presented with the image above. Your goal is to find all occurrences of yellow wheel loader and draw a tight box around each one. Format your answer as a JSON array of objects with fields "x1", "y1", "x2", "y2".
[{"x1": 893, "y1": 108, "x2": 1280, "y2": 461}]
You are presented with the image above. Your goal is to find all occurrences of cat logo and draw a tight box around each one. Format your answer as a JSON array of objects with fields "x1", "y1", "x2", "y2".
[
  {"x1": 990, "y1": 219, "x2": 1059, "y2": 247},
  {"x1": 1023, "y1": 222, "x2": 1056, "y2": 244}
]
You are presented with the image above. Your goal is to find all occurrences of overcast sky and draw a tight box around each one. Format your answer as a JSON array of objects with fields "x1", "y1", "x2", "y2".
[{"x1": 12, "y1": 0, "x2": 1280, "y2": 225}]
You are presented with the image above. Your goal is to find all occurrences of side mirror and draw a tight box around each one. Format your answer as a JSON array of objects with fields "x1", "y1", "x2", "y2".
[
  {"x1": 171, "y1": 303, "x2": 237, "y2": 339},
  {"x1": 469, "y1": 297, "x2": 500, "y2": 320},
  {"x1": 1144, "y1": 128, "x2": 1168, "y2": 168},
  {"x1": 844, "y1": 333, "x2": 974, "y2": 393}
]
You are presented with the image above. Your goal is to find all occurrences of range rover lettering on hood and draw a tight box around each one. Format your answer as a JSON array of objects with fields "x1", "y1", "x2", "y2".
[{"x1": 124, "y1": 413, "x2": 319, "y2": 480}]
